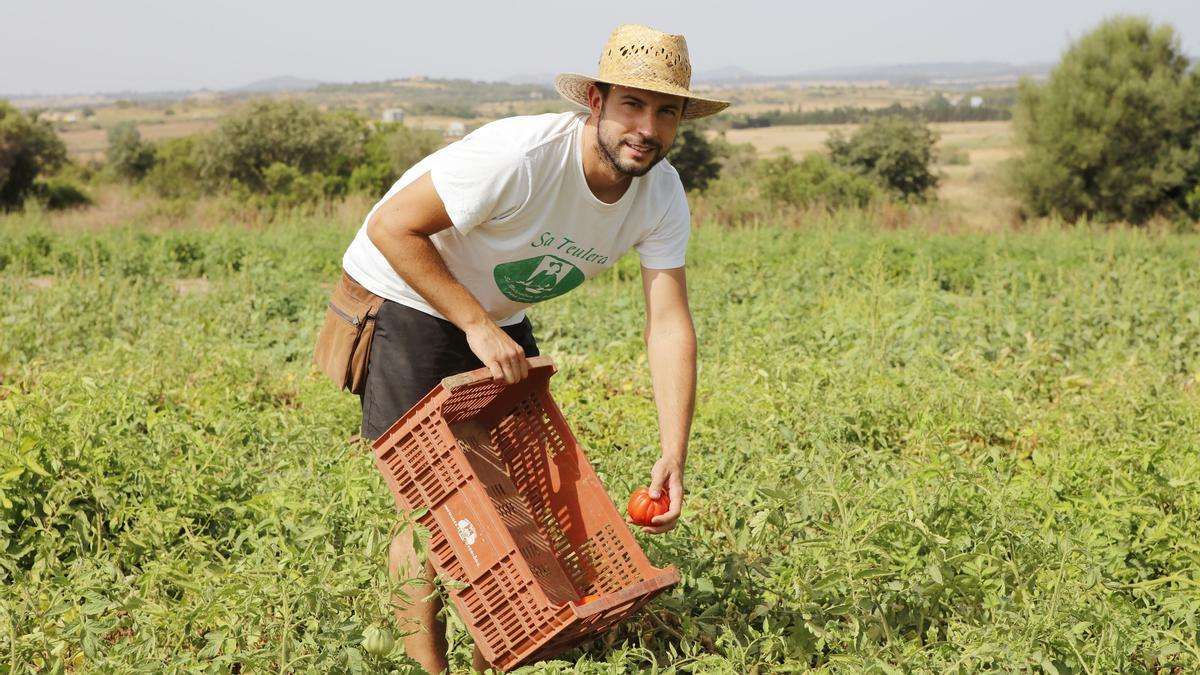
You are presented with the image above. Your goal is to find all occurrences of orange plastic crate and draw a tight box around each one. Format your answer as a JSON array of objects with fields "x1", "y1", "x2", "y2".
[{"x1": 371, "y1": 355, "x2": 679, "y2": 671}]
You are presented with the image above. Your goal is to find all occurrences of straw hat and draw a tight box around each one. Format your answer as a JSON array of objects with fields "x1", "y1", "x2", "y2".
[{"x1": 555, "y1": 24, "x2": 729, "y2": 120}]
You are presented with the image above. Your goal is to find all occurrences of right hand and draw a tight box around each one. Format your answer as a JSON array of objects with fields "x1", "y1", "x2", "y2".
[{"x1": 464, "y1": 321, "x2": 529, "y2": 384}]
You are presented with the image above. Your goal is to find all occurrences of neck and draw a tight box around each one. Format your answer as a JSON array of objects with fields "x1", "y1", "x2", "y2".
[{"x1": 581, "y1": 117, "x2": 632, "y2": 204}]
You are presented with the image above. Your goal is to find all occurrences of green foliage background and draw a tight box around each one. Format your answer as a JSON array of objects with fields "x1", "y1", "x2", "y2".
[
  {"x1": 828, "y1": 118, "x2": 939, "y2": 201},
  {"x1": 105, "y1": 123, "x2": 155, "y2": 183},
  {"x1": 0, "y1": 103, "x2": 68, "y2": 211},
  {"x1": 1011, "y1": 16, "x2": 1200, "y2": 224},
  {"x1": 2, "y1": 215, "x2": 1199, "y2": 673},
  {"x1": 93, "y1": 99, "x2": 446, "y2": 209}
]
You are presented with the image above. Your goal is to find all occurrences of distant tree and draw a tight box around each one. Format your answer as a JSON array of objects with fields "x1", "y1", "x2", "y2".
[
  {"x1": 196, "y1": 99, "x2": 369, "y2": 192},
  {"x1": 143, "y1": 136, "x2": 202, "y2": 199},
  {"x1": 106, "y1": 122, "x2": 156, "y2": 181},
  {"x1": 1011, "y1": 16, "x2": 1200, "y2": 223},
  {"x1": 827, "y1": 117, "x2": 939, "y2": 200},
  {"x1": 666, "y1": 124, "x2": 722, "y2": 192},
  {"x1": 0, "y1": 100, "x2": 67, "y2": 210},
  {"x1": 385, "y1": 124, "x2": 444, "y2": 176},
  {"x1": 348, "y1": 123, "x2": 444, "y2": 196}
]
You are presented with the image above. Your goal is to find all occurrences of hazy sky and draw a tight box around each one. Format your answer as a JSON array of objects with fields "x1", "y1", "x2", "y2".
[{"x1": 4, "y1": 0, "x2": 1198, "y2": 95}]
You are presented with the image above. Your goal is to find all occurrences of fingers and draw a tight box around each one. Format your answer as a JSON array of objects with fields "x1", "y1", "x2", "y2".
[
  {"x1": 644, "y1": 465, "x2": 683, "y2": 534},
  {"x1": 466, "y1": 322, "x2": 530, "y2": 385},
  {"x1": 648, "y1": 471, "x2": 665, "y2": 500},
  {"x1": 494, "y1": 356, "x2": 515, "y2": 384},
  {"x1": 487, "y1": 360, "x2": 505, "y2": 384},
  {"x1": 667, "y1": 478, "x2": 684, "y2": 519},
  {"x1": 647, "y1": 492, "x2": 682, "y2": 530},
  {"x1": 643, "y1": 504, "x2": 680, "y2": 534},
  {"x1": 492, "y1": 344, "x2": 527, "y2": 384}
]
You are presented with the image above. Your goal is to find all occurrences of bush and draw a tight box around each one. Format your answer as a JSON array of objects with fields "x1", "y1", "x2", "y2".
[
  {"x1": 827, "y1": 117, "x2": 939, "y2": 201},
  {"x1": 143, "y1": 136, "x2": 202, "y2": 199},
  {"x1": 688, "y1": 142, "x2": 763, "y2": 225},
  {"x1": 196, "y1": 99, "x2": 369, "y2": 193},
  {"x1": 691, "y1": 144, "x2": 881, "y2": 226},
  {"x1": 34, "y1": 178, "x2": 92, "y2": 210},
  {"x1": 348, "y1": 123, "x2": 444, "y2": 197},
  {"x1": 258, "y1": 163, "x2": 334, "y2": 211},
  {"x1": 667, "y1": 124, "x2": 722, "y2": 192},
  {"x1": 347, "y1": 161, "x2": 394, "y2": 197},
  {"x1": 759, "y1": 154, "x2": 880, "y2": 210},
  {"x1": 119, "y1": 103, "x2": 444, "y2": 208},
  {"x1": 1011, "y1": 16, "x2": 1200, "y2": 224},
  {"x1": 384, "y1": 124, "x2": 443, "y2": 177},
  {"x1": 106, "y1": 122, "x2": 156, "y2": 181},
  {"x1": 0, "y1": 101, "x2": 67, "y2": 210}
]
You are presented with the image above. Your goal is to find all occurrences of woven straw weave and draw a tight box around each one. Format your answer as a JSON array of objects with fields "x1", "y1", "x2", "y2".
[{"x1": 555, "y1": 24, "x2": 729, "y2": 120}]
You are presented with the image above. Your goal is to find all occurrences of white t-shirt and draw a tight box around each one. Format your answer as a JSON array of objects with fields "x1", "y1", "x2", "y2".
[{"x1": 342, "y1": 112, "x2": 690, "y2": 326}]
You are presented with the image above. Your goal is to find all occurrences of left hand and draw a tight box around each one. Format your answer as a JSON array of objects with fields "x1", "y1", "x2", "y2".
[{"x1": 642, "y1": 455, "x2": 685, "y2": 534}]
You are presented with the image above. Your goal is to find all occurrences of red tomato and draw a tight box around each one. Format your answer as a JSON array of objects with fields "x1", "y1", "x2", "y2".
[{"x1": 626, "y1": 487, "x2": 670, "y2": 526}]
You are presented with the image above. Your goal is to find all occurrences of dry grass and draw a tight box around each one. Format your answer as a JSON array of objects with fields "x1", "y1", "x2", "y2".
[
  {"x1": 58, "y1": 119, "x2": 219, "y2": 160},
  {"x1": 724, "y1": 121, "x2": 1013, "y2": 158},
  {"x1": 29, "y1": 185, "x2": 377, "y2": 232},
  {"x1": 722, "y1": 124, "x2": 844, "y2": 156},
  {"x1": 720, "y1": 121, "x2": 1021, "y2": 230},
  {"x1": 37, "y1": 185, "x2": 164, "y2": 231},
  {"x1": 707, "y1": 83, "x2": 934, "y2": 116},
  {"x1": 933, "y1": 123, "x2": 1020, "y2": 230}
]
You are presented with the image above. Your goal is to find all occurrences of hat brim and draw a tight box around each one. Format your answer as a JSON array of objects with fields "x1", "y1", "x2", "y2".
[{"x1": 554, "y1": 73, "x2": 729, "y2": 120}]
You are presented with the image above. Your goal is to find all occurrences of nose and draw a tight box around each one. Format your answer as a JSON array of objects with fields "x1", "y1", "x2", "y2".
[{"x1": 635, "y1": 108, "x2": 658, "y2": 142}]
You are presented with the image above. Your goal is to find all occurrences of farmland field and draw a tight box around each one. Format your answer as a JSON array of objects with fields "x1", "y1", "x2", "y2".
[
  {"x1": 3, "y1": 214, "x2": 1200, "y2": 673},
  {"x1": 722, "y1": 121, "x2": 1018, "y2": 229},
  {"x1": 723, "y1": 121, "x2": 1012, "y2": 158}
]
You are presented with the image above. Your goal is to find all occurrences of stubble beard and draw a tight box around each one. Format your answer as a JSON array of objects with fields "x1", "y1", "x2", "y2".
[{"x1": 596, "y1": 107, "x2": 666, "y2": 178}]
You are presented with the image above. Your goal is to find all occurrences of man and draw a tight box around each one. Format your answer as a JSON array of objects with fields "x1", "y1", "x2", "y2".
[{"x1": 338, "y1": 24, "x2": 727, "y2": 672}]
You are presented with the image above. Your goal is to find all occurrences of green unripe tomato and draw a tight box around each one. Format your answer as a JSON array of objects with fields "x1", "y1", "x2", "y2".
[{"x1": 362, "y1": 626, "x2": 395, "y2": 656}]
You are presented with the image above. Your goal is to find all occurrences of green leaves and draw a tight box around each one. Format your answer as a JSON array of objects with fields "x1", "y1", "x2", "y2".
[
  {"x1": 2, "y1": 222, "x2": 1200, "y2": 672},
  {"x1": 1012, "y1": 16, "x2": 1200, "y2": 224}
]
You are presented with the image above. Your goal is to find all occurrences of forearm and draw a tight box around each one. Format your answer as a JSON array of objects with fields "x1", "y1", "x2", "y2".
[
  {"x1": 362, "y1": 172, "x2": 527, "y2": 384},
  {"x1": 368, "y1": 224, "x2": 492, "y2": 332},
  {"x1": 645, "y1": 312, "x2": 697, "y2": 463}
]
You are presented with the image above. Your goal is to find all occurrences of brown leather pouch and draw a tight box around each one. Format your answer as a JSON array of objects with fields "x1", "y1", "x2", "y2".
[{"x1": 313, "y1": 272, "x2": 386, "y2": 394}]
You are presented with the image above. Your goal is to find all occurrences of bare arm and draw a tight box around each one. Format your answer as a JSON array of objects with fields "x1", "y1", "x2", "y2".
[
  {"x1": 639, "y1": 265, "x2": 696, "y2": 534},
  {"x1": 365, "y1": 172, "x2": 528, "y2": 383}
]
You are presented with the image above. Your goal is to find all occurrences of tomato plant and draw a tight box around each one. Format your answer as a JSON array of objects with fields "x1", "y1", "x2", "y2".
[
  {"x1": 361, "y1": 626, "x2": 395, "y2": 656},
  {"x1": 4, "y1": 218, "x2": 1200, "y2": 673}
]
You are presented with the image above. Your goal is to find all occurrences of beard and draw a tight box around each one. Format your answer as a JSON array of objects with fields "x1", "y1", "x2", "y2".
[{"x1": 596, "y1": 108, "x2": 668, "y2": 177}]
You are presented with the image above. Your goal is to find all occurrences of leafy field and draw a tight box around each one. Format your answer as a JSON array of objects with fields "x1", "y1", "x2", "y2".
[{"x1": 3, "y1": 215, "x2": 1200, "y2": 673}]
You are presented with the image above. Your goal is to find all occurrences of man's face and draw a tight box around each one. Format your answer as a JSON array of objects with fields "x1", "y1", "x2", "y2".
[{"x1": 592, "y1": 85, "x2": 685, "y2": 177}]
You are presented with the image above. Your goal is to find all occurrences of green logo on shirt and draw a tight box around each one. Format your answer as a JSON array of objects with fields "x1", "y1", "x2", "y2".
[{"x1": 494, "y1": 255, "x2": 585, "y2": 303}]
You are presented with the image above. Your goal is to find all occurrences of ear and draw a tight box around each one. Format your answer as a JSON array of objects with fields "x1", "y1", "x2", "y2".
[{"x1": 586, "y1": 83, "x2": 605, "y2": 118}]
